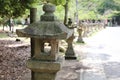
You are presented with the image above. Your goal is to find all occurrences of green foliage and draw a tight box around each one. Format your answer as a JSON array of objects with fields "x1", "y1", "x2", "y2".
[
  {"x1": 104, "y1": 11, "x2": 120, "y2": 19},
  {"x1": 0, "y1": 0, "x2": 39, "y2": 18},
  {"x1": 40, "y1": 0, "x2": 66, "y2": 5},
  {"x1": 114, "y1": 0, "x2": 120, "y2": 4},
  {"x1": 97, "y1": 0, "x2": 120, "y2": 15},
  {"x1": 67, "y1": 0, "x2": 76, "y2": 19},
  {"x1": 76, "y1": 0, "x2": 120, "y2": 20},
  {"x1": 78, "y1": 10, "x2": 97, "y2": 20},
  {"x1": 0, "y1": 0, "x2": 119, "y2": 22},
  {"x1": 77, "y1": 0, "x2": 101, "y2": 20},
  {"x1": 55, "y1": 5, "x2": 65, "y2": 20},
  {"x1": 55, "y1": 0, "x2": 66, "y2": 5}
]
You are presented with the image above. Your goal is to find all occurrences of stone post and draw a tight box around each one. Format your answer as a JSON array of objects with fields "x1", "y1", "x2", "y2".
[
  {"x1": 65, "y1": 34, "x2": 77, "y2": 60},
  {"x1": 30, "y1": 8, "x2": 37, "y2": 80}
]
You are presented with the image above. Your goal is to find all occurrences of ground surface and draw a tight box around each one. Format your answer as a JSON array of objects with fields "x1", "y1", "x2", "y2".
[
  {"x1": 0, "y1": 29, "x2": 85, "y2": 80},
  {"x1": 79, "y1": 27, "x2": 120, "y2": 80},
  {"x1": 0, "y1": 38, "x2": 30, "y2": 80},
  {"x1": 0, "y1": 26, "x2": 120, "y2": 80}
]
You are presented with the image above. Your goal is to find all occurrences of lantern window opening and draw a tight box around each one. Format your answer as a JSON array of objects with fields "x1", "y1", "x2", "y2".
[{"x1": 41, "y1": 42, "x2": 51, "y2": 55}]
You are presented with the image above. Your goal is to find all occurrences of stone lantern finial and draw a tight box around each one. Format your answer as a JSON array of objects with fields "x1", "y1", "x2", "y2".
[
  {"x1": 41, "y1": 3, "x2": 57, "y2": 21},
  {"x1": 43, "y1": 3, "x2": 55, "y2": 13}
]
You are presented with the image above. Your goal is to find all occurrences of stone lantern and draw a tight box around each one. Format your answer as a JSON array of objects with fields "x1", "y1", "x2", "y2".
[
  {"x1": 16, "y1": 3, "x2": 73, "y2": 80},
  {"x1": 65, "y1": 18, "x2": 77, "y2": 60},
  {"x1": 77, "y1": 22, "x2": 84, "y2": 43}
]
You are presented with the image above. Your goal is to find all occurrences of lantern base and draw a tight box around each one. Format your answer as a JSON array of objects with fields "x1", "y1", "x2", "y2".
[
  {"x1": 26, "y1": 59, "x2": 61, "y2": 80},
  {"x1": 65, "y1": 56, "x2": 77, "y2": 60}
]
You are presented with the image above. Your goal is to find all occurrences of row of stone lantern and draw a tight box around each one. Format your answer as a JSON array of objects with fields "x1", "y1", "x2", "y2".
[
  {"x1": 79, "y1": 22, "x2": 105, "y2": 38},
  {"x1": 16, "y1": 3, "x2": 76, "y2": 80}
]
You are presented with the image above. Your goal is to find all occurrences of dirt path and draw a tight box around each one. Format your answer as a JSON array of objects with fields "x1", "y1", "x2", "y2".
[{"x1": 0, "y1": 38, "x2": 88, "y2": 80}]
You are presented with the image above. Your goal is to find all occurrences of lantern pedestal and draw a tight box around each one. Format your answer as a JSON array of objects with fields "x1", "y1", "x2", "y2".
[
  {"x1": 27, "y1": 59, "x2": 60, "y2": 80},
  {"x1": 77, "y1": 28, "x2": 84, "y2": 43},
  {"x1": 65, "y1": 35, "x2": 77, "y2": 60}
]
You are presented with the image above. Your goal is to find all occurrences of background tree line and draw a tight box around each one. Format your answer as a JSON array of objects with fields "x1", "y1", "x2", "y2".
[{"x1": 0, "y1": 0, "x2": 120, "y2": 25}]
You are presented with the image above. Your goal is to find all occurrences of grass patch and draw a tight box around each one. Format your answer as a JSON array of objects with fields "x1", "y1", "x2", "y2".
[
  {"x1": 77, "y1": 55, "x2": 81, "y2": 61},
  {"x1": 74, "y1": 41, "x2": 86, "y2": 45},
  {"x1": 0, "y1": 33, "x2": 8, "y2": 38}
]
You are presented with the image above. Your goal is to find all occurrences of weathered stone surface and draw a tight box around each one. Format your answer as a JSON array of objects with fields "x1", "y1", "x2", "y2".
[
  {"x1": 30, "y1": 38, "x2": 59, "y2": 61},
  {"x1": 34, "y1": 73, "x2": 56, "y2": 80},
  {"x1": 65, "y1": 34, "x2": 77, "y2": 60},
  {"x1": 77, "y1": 28, "x2": 84, "y2": 43},
  {"x1": 16, "y1": 21, "x2": 70, "y2": 39},
  {"x1": 27, "y1": 59, "x2": 60, "y2": 73},
  {"x1": 26, "y1": 59, "x2": 61, "y2": 80}
]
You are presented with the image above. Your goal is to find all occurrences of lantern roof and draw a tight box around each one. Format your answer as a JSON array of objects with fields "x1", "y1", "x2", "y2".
[{"x1": 16, "y1": 3, "x2": 73, "y2": 39}]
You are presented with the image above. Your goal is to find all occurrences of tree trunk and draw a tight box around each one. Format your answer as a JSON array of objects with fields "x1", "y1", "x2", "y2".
[{"x1": 64, "y1": 0, "x2": 69, "y2": 25}]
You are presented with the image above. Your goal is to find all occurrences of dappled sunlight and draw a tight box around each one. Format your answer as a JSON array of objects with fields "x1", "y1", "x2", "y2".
[{"x1": 0, "y1": 38, "x2": 30, "y2": 47}]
